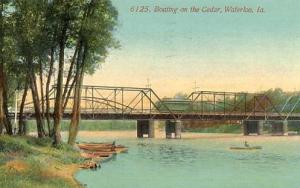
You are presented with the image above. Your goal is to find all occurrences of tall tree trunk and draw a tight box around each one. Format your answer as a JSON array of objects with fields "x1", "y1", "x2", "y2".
[
  {"x1": 39, "y1": 60, "x2": 45, "y2": 117},
  {"x1": 0, "y1": 1, "x2": 5, "y2": 134},
  {"x1": 63, "y1": 74, "x2": 76, "y2": 112},
  {"x1": 67, "y1": 1, "x2": 95, "y2": 144},
  {"x1": 62, "y1": 43, "x2": 79, "y2": 106},
  {"x1": 53, "y1": 21, "x2": 68, "y2": 146},
  {"x1": 0, "y1": 2, "x2": 13, "y2": 135},
  {"x1": 27, "y1": 58, "x2": 45, "y2": 138},
  {"x1": 18, "y1": 77, "x2": 29, "y2": 135},
  {"x1": 67, "y1": 68, "x2": 84, "y2": 145},
  {"x1": 68, "y1": 43, "x2": 84, "y2": 145},
  {"x1": 45, "y1": 48, "x2": 55, "y2": 136},
  {"x1": 2, "y1": 68, "x2": 13, "y2": 135},
  {"x1": 3, "y1": 76, "x2": 13, "y2": 135},
  {"x1": 0, "y1": 71, "x2": 11, "y2": 135},
  {"x1": 38, "y1": 60, "x2": 46, "y2": 133},
  {"x1": 0, "y1": 64, "x2": 5, "y2": 134}
]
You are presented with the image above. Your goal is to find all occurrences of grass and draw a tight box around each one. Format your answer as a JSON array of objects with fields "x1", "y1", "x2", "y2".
[
  {"x1": 184, "y1": 124, "x2": 242, "y2": 134},
  {"x1": 25, "y1": 120, "x2": 136, "y2": 133},
  {"x1": 0, "y1": 135, "x2": 83, "y2": 188},
  {"x1": 26, "y1": 120, "x2": 243, "y2": 134}
]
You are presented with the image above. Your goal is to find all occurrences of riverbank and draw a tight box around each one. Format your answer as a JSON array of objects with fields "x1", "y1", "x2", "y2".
[
  {"x1": 3, "y1": 131, "x2": 299, "y2": 188},
  {"x1": 0, "y1": 136, "x2": 83, "y2": 188}
]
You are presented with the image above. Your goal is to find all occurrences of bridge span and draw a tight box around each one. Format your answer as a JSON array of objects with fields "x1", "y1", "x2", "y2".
[{"x1": 22, "y1": 85, "x2": 300, "y2": 138}]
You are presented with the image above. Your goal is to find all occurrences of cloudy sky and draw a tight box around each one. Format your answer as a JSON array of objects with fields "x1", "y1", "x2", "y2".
[{"x1": 84, "y1": 0, "x2": 300, "y2": 97}]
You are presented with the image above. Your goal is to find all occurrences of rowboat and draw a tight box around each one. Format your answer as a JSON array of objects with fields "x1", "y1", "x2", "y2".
[
  {"x1": 78, "y1": 142, "x2": 128, "y2": 169},
  {"x1": 78, "y1": 143, "x2": 125, "y2": 151}
]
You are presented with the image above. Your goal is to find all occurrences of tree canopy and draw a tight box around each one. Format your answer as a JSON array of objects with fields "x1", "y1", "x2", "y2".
[{"x1": 0, "y1": 0, "x2": 119, "y2": 144}]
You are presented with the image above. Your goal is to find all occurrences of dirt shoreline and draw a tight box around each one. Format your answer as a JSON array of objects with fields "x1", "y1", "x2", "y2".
[{"x1": 71, "y1": 130, "x2": 300, "y2": 141}]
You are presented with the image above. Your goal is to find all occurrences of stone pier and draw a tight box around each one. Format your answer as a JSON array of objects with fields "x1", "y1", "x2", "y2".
[
  {"x1": 165, "y1": 120, "x2": 182, "y2": 139},
  {"x1": 270, "y1": 120, "x2": 288, "y2": 136},
  {"x1": 243, "y1": 120, "x2": 289, "y2": 136},
  {"x1": 137, "y1": 120, "x2": 159, "y2": 138},
  {"x1": 242, "y1": 120, "x2": 264, "y2": 135}
]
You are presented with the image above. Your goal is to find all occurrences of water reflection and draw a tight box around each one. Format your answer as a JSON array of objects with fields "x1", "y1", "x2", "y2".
[{"x1": 136, "y1": 142, "x2": 199, "y2": 166}]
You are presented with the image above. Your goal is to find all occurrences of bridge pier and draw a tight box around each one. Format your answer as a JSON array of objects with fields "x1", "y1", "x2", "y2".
[
  {"x1": 165, "y1": 120, "x2": 182, "y2": 139},
  {"x1": 271, "y1": 120, "x2": 288, "y2": 136},
  {"x1": 243, "y1": 120, "x2": 264, "y2": 135},
  {"x1": 137, "y1": 120, "x2": 158, "y2": 138}
]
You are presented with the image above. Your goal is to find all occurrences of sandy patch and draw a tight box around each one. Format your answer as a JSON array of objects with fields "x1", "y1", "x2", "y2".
[
  {"x1": 40, "y1": 162, "x2": 81, "y2": 187},
  {"x1": 76, "y1": 130, "x2": 137, "y2": 139},
  {"x1": 5, "y1": 160, "x2": 28, "y2": 172}
]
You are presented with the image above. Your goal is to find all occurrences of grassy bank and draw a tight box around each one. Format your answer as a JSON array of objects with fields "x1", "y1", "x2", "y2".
[
  {"x1": 26, "y1": 120, "x2": 136, "y2": 133},
  {"x1": 0, "y1": 136, "x2": 83, "y2": 188},
  {"x1": 184, "y1": 124, "x2": 242, "y2": 134},
  {"x1": 26, "y1": 120, "x2": 244, "y2": 134}
]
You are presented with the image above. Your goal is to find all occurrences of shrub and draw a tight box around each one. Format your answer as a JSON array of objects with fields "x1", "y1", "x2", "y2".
[
  {"x1": 0, "y1": 136, "x2": 31, "y2": 154},
  {"x1": 26, "y1": 137, "x2": 52, "y2": 147}
]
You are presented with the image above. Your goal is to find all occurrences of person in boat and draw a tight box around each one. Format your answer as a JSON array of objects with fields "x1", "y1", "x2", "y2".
[
  {"x1": 111, "y1": 140, "x2": 116, "y2": 151},
  {"x1": 244, "y1": 141, "x2": 250, "y2": 148}
]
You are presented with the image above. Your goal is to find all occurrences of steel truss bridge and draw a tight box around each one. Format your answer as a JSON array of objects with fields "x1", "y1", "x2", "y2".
[{"x1": 23, "y1": 85, "x2": 300, "y2": 121}]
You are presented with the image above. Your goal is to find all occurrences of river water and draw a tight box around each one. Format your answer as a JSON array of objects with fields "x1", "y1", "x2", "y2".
[{"x1": 76, "y1": 135, "x2": 300, "y2": 188}]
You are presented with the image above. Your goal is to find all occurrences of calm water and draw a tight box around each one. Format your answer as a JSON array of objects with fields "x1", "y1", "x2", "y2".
[{"x1": 76, "y1": 136, "x2": 300, "y2": 188}]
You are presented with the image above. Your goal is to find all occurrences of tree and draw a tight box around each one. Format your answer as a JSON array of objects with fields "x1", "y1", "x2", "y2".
[
  {"x1": 4, "y1": 60, "x2": 28, "y2": 135},
  {"x1": 0, "y1": 0, "x2": 118, "y2": 144},
  {"x1": 174, "y1": 92, "x2": 188, "y2": 100},
  {"x1": 0, "y1": 0, "x2": 14, "y2": 135},
  {"x1": 67, "y1": 0, "x2": 119, "y2": 145},
  {"x1": 18, "y1": 75, "x2": 29, "y2": 135},
  {"x1": 50, "y1": 0, "x2": 84, "y2": 146},
  {"x1": 13, "y1": 0, "x2": 49, "y2": 137},
  {"x1": 42, "y1": 2, "x2": 59, "y2": 136}
]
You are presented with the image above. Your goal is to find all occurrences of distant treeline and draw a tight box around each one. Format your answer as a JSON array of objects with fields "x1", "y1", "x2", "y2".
[{"x1": 156, "y1": 88, "x2": 300, "y2": 114}]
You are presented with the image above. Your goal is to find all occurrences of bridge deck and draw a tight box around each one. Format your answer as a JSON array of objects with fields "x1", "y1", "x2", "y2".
[{"x1": 16, "y1": 112, "x2": 300, "y2": 120}]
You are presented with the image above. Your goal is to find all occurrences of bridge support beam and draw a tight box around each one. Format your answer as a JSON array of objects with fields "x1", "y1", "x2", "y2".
[
  {"x1": 271, "y1": 120, "x2": 288, "y2": 136},
  {"x1": 165, "y1": 120, "x2": 182, "y2": 139},
  {"x1": 243, "y1": 120, "x2": 264, "y2": 135},
  {"x1": 137, "y1": 120, "x2": 157, "y2": 138}
]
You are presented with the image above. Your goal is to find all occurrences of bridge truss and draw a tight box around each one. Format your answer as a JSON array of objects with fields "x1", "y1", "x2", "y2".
[{"x1": 22, "y1": 85, "x2": 300, "y2": 121}]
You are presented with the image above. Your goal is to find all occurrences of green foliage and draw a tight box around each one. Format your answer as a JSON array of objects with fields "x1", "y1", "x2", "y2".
[
  {"x1": 185, "y1": 124, "x2": 241, "y2": 134},
  {"x1": 0, "y1": 135, "x2": 31, "y2": 153},
  {"x1": 52, "y1": 143, "x2": 83, "y2": 164},
  {"x1": 1, "y1": 0, "x2": 119, "y2": 107},
  {"x1": 286, "y1": 122, "x2": 300, "y2": 132},
  {"x1": 79, "y1": 0, "x2": 119, "y2": 74},
  {"x1": 0, "y1": 152, "x2": 9, "y2": 165},
  {"x1": 156, "y1": 88, "x2": 300, "y2": 114},
  {"x1": 26, "y1": 136, "x2": 52, "y2": 147},
  {"x1": 174, "y1": 92, "x2": 188, "y2": 99},
  {"x1": 26, "y1": 120, "x2": 136, "y2": 132}
]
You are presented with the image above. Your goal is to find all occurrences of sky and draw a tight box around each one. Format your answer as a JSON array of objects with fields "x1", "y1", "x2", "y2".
[{"x1": 84, "y1": 0, "x2": 300, "y2": 97}]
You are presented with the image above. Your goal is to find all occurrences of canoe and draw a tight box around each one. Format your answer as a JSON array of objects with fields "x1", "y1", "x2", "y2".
[{"x1": 230, "y1": 146, "x2": 262, "y2": 150}]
